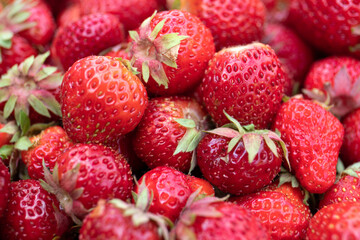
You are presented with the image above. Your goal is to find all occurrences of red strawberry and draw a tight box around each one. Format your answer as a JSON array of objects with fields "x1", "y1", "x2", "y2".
[
  {"x1": 196, "y1": 113, "x2": 287, "y2": 195},
  {"x1": 272, "y1": 97, "x2": 344, "y2": 193},
  {"x1": 0, "y1": 123, "x2": 13, "y2": 148},
  {"x1": 130, "y1": 10, "x2": 215, "y2": 96},
  {"x1": 186, "y1": 175, "x2": 214, "y2": 197},
  {"x1": 261, "y1": 0, "x2": 291, "y2": 23},
  {"x1": 231, "y1": 182, "x2": 312, "y2": 240},
  {"x1": 289, "y1": 0, "x2": 360, "y2": 58},
  {"x1": 200, "y1": 42, "x2": 286, "y2": 129},
  {"x1": 177, "y1": 0, "x2": 266, "y2": 50},
  {"x1": 78, "y1": 0, "x2": 159, "y2": 31},
  {"x1": 21, "y1": 126, "x2": 73, "y2": 180},
  {"x1": 42, "y1": 143, "x2": 134, "y2": 220},
  {"x1": 51, "y1": 13, "x2": 126, "y2": 70},
  {"x1": 132, "y1": 96, "x2": 208, "y2": 172},
  {"x1": 173, "y1": 196, "x2": 269, "y2": 239},
  {"x1": 61, "y1": 56, "x2": 148, "y2": 145},
  {"x1": 0, "y1": 160, "x2": 10, "y2": 217},
  {"x1": 57, "y1": 3, "x2": 81, "y2": 27},
  {"x1": 303, "y1": 56, "x2": 360, "y2": 118},
  {"x1": 0, "y1": 179, "x2": 71, "y2": 240},
  {"x1": 105, "y1": 43, "x2": 131, "y2": 60},
  {"x1": 306, "y1": 202, "x2": 360, "y2": 239},
  {"x1": 341, "y1": 108, "x2": 360, "y2": 166},
  {"x1": 134, "y1": 166, "x2": 192, "y2": 222}
]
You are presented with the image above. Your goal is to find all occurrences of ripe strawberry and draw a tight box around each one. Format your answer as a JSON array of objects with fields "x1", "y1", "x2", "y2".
[
  {"x1": 341, "y1": 108, "x2": 360, "y2": 166},
  {"x1": 105, "y1": 43, "x2": 131, "y2": 60},
  {"x1": 306, "y1": 202, "x2": 360, "y2": 239},
  {"x1": 173, "y1": 196, "x2": 269, "y2": 239},
  {"x1": 130, "y1": 10, "x2": 215, "y2": 96},
  {"x1": 303, "y1": 56, "x2": 360, "y2": 118},
  {"x1": 289, "y1": 0, "x2": 360, "y2": 58},
  {"x1": 272, "y1": 97, "x2": 344, "y2": 193},
  {"x1": 200, "y1": 42, "x2": 286, "y2": 129},
  {"x1": 21, "y1": 126, "x2": 73, "y2": 180},
  {"x1": 78, "y1": 0, "x2": 159, "y2": 31},
  {"x1": 176, "y1": 0, "x2": 266, "y2": 50},
  {"x1": 261, "y1": 0, "x2": 291, "y2": 23},
  {"x1": 42, "y1": 143, "x2": 134, "y2": 220},
  {"x1": 0, "y1": 179, "x2": 71, "y2": 240},
  {"x1": 186, "y1": 175, "x2": 214, "y2": 197},
  {"x1": 134, "y1": 166, "x2": 192, "y2": 222},
  {"x1": 132, "y1": 96, "x2": 208, "y2": 172},
  {"x1": 0, "y1": 123, "x2": 13, "y2": 148},
  {"x1": 61, "y1": 56, "x2": 148, "y2": 145},
  {"x1": 231, "y1": 182, "x2": 311, "y2": 240},
  {"x1": 197, "y1": 113, "x2": 287, "y2": 195},
  {"x1": 51, "y1": 13, "x2": 126, "y2": 70},
  {"x1": 0, "y1": 160, "x2": 10, "y2": 217},
  {"x1": 57, "y1": 3, "x2": 81, "y2": 27}
]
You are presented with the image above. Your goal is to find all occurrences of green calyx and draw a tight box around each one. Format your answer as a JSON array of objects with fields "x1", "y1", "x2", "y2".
[
  {"x1": 341, "y1": 162, "x2": 360, "y2": 178},
  {"x1": 0, "y1": 0, "x2": 36, "y2": 33}
]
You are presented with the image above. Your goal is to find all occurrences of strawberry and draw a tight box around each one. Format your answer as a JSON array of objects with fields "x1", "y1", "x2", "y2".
[
  {"x1": 306, "y1": 202, "x2": 360, "y2": 239},
  {"x1": 21, "y1": 126, "x2": 73, "y2": 180},
  {"x1": 129, "y1": 10, "x2": 215, "y2": 96},
  {"x1": 172, "y1": 195, "x2": 269, "y2": 239},
  {"x1": 134, "y1": 166, "x2": 192, "y2": 222},
  {"x1": 42, "y1": 143, "x2": 134, "y2": 221},
  {"x1": 51, "y1": 13, "x2": 126, "y2": 70},
  {"x1": 341, "y1": 108, "x2": 360, "y2": 166},
  {"x1": 231, "y1": 182, "x2": 312, "y2": 240},
  {"x1": 272, "y1": 97, "x2": 344, "y2": 193},
  {"x1": 132, "y1": 96, "x2": 208, "y2": 172},
  {"x1": 261, "y1": 0, "x2": 291, "y2": 23},
  {"x1": 200, "y1": 42, "x2": 286, "y2": 129},
  {"x1": 186, "y1": 175, "x2": 214, "y2": 197},
  {"x1": 0, "y1": 160, "x2": 10, "y2": 217},
  {"x1": 289, "y1": 0, "x2": 360, "y2": 58},
  {"x1": 104, "y1": 43, "x2": 131, "y2": 60},
  {"x1": 303, "y1": 56, "x2": 360, "y2": 118},
  {"x1": 0, "y1": 179, "x2": 71, "y2": 240},
  {"x1": 57, "y1": 3, "x2": 81, "y2": 27},
  {"x1": 176, "y1": 0, "x2": 266, "y2": 50},
  {"x1": 61, "y1": 55, "x2": 148, "y2": 145},
  {"x1": 0, "y1": 122, "x2": 13, "y2": 148},
  {"x1": 78, "y1": 0, "x2": 159, "y2": 31},
  {"x1": 196, "y1": 112, "x2": 287, "y2": 195}
]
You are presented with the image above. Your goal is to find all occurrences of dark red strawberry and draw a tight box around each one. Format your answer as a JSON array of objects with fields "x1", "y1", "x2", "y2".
[
  {"x1": 0, "y1": 179, "x2": 71, "y2": 240},
  {"x1": 177, "y1": 0, "x2": 266, "y2": 50},
  {"x1": 61, "y1": 56, "x2": 148, "y2": 145},
  {"x1": 21, "y1": 126, "x2": 73, "y2": 180},
  {"x1": 0, "y1": 160, "x2": 10, "y2": 217},
  {"x1": 261, "y1": 0, "x2": 291, "y2": 23},
  {"x1": 130, "y1": 10, "x2": 215, "y2": 96},
  {"x1": 289, "y1": 0, "x2": 360, "y2": 58},
  {"x1": 134, "y1": 166, "x2": 192, "y2": 222},
  {"x1": 186, "y1": 175, "x2": 214, "y2": 197},
  {"x1": 200, "y1": 42, "x2": 286, "y2": 129},
  {"x1": 132, "y1": 96, "x2": 208, "y2": 172},
  {"x1": 306, "y1": 202, "x2": 360, "y2": 239},
  {"x1": 51, "y1": 13, "x2": 126, "y2": 70},
  {"x1": 341, "y1": 108, "x2": 360, "y2": 166},
  {"x1": 272, "y1": 97, "x2": 344, "y2": 193}
]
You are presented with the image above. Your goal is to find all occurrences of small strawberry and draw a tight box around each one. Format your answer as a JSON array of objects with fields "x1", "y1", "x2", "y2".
[
  {"x1": 132, "y1": 96, "x2": 208, "y2": 172},
  {"x1": 0, "y1": 179, "x2": 71, "y2": 240},
  {"x1": 129, "y1": 10, "x2": 215, "y2": 95},
  {"x1": 21, "y1": 126, "x2": 73, "y2": 180},
  {"x1": 61, "y1": 55, "x2": 148, "y2": 145},
  {"x1": 341, "y1": 108, "x2": 360, "y2": 166},
  {"x1": 0, "y1": 160, "x2": 10, "y2": 217},
  {"x1": 186, "y1": 175, "x2": 214, "y2": 197},
  {"x1": 272, "y1": 97, "x2": 344, "y2": 193},
  {"x1": 200, "y1": 42, "x2": 286, "y2": 129},
  {"x1": 306, "y1": 202, "x2": 360, "y2": 239},
  {"x1": 51, "y1": 13, "x2": 126, "y2": 70}
]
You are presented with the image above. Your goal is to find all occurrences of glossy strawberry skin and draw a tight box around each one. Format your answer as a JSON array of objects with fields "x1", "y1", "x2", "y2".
[
  {"x1": 57, "y1": 144, "x2": 134, "y2": 216},
  {"x1": 0, "y1": 160, "x2": 10, "y2": 218},
  {"x1": 0, "y1": 123, "x2": 12, "y2": 148},
  {"x1": 272, "y1": 98, "x2": 344, "y2": 193},
  {"x1": 51, "y1": 13, "x2": 125, "y2": 70},
  {"x1": 306, "y1": 202, "x2": 360, "y2": 239},
  {"x1": 61, "y1": 56, "x2": 148, "y2": 145},
  {"x1": 0, "y1": 179, "x2": 70, "y2": 240},
  {"x1": 200, "y1": 43, "x2": 286, "y2": 129},
  {"x1": 341, "y1": 108, "x2": 360, "y2": 166},
  {"x1": 197, "y1": 134, "x2": 282, "y2": 195},
  {"x1": 135, "y1": 166, "x2": 192, "y2": 222},
  {"x1": 186, "y1": 175, "x2": 214, "y2": 197},
  {"x1": 132, "y1": 96, "x2": 207, "y2": 172},
  {"x1": 21, "y1": 126, "x2": 73, "y2": 180}
]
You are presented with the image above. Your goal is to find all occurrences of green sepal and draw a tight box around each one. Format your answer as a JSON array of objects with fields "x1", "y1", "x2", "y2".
[
  {"x1": 206, "y1": 127, "x2": 240, "y2": 139},
  {"x1": 263, "y1": 135, "x2": 278, "y2": 157},
  {"x1": 0, "y1": 121, "x2": 18, "y2": 135},
  {"x1": 157, "y1": 33, "x2": 189, "y2": 69},
  {"x1": 11, "y1": 11, "x2": 30, "y2": 24},
  {"x1": 35, "y1": 93, "x2": 62, "y2": 117},
  {"x1": 3, "y1": 95, "x2": 17, "y2": 119},
  {"x1": 242, "y1": 134, "x2": 262, "y2": 163},
  {"x1": 0, "y1": 144, "x2": 14, "y2": 159},
  {"x1": 17, "y1": 110, "x2": 30, "y2": 135},
  {"x1": 28, "y1": 94, "x2": 51, "y2": 118},
  {"x1": 174, "y1": 128, "x2": 198, "y2": 155},
  {"x1": 35, "y1": 66, "x2": 57, "y2": 81},
  {"x1": 0, "y1": 89, "x2": 10, "y2": 103},
  {"x1": 142, "y1": 61, "x2": 150, "y2": 83},
  {"x1": 151, "y1": 64, "x2": 169, "y2": 88},
  {"x1": 342, "y1": 162, "x2": 360, "y2": 178},
  {"x1": 175, "y1": 118, "x2": 196, "y2": 129},
  {"x1": 222, "y1": 110, "x2": 245, "y2": 134},
  {"x1": 14, "y1": 136, "x2": 32, "y2": 150},
  {"x1": 0, "y1": 30, "x2": 13, "y2": 49},
  {"x1": 21, "y1": 55, "x2": 35, "y2": 75},
  {"x1": 0, "y1": 74, "x2": 13, "y2": 88},
  {"x1": 129, "y1": 31, "x2": 140, "y2": 42},
  {"x1": 336, "y1": 158, "x2": 345, "y2": 175},
  {"x1": 10, "y1": 131, "x2": 20, "y2": 143},
  {"x1": 150, "y1": 19, "x2": 166, "y2": 40}
]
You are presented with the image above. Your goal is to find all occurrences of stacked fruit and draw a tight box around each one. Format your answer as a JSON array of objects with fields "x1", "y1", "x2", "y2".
[{"x1": 0, "y1": 0, "x2": 360, "y2": 239}]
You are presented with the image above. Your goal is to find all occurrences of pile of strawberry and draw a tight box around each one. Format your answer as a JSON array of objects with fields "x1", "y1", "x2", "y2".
[{"x1": 1, "y1": 0, "x2": 360, "y2": 239}]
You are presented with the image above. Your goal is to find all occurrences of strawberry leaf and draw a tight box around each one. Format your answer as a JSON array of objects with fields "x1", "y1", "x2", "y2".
[
  {"x1": 227, "y1": 135, "x2": 241, "y2": 153},
  {"x1": 28, "y1": 94, "x2": 51, "y2": 118},
  {"x1": 14, "y1": 136, "x2": 32, "y2": 150},
  {"x1": 142, "y1": 61, "x2": 150, "y2": 83},
  {"x1": 263, "y1": 135, "x2": 279, "y2": 157},
  {"x1": 150, "y1": 19, "x2": 166, "y2": 40},
  {"x1": 206, "y1": 127, "x2": 240, "y2": 139},
  {"x1": 4, "y1": 95, "x2": 17, "y2": 119},
  {"x1": 18, "y1": 110, "x2": 30, "y2": 135},
  {"x1": 175, "y1": 118, "x2": 196, "y2": 129},
  {"x1": 0, "y1": 121, "x2": 18, "y2": 134},
  {"x1": 174, "y1": 128, "x2": 198, "y2": 155},
  {"x1": 129, "y1": 31, "x2": 140, "y2": 42},
  {"x1": 243, "y1": 134, "x2": 262, "y2": 163},
  {"x1": 0, "y1": 144, "x2": 14, "y2": 159},
  {"x1": 223, "y1": 110, "x2": 245, "y2": 134}
]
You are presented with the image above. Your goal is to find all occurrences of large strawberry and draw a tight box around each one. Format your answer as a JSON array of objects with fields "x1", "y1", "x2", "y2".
[
  {"x1": 0, "y1": 179, "x2": 71, "y2": 240},
  {"x1": 272, "y1": 97, "x2": 344, "y2": 193},
  {"x1": 341, "y1": 108, "x2": 360, "y2": 166},
  {"x1": 289, "y1": 0, "x2": 360, "y2": 58},
  {"x1": 0, "y1": 160, "x2": 10, "y2": 217},
  {"x1": 129, "y1": 10, "x2": 215, "y2": 96},
  {"x1": 61, "y1": 55, "x2": 148, "y2": 145},
  {"x1": 200, "y1": 42, "x2": 286, "y2": 129},
  {"x1": 51, "y1": 13, "x2": 126, "y2": 70},
  {"x1": 132, "y1": 96, "x2": 208, "y2": 172}
]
